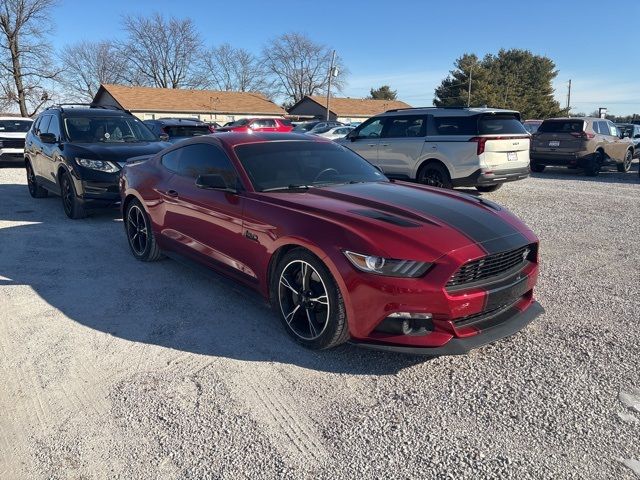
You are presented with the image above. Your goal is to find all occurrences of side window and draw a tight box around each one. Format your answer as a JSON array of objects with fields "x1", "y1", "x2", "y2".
[
  {"x1": 161, "y1": 148, "x2": 181, "y2": 173},
  {"x1": 431, "y1": 116, "x2": 477, "y2": 136},
  {"x1": 355, "y1": 118, "x2": 384, "y2": 138},
  {"x1": 591, "y1": 122, "x2": 600, "y2": 134},
  {"x1": 607, "y1": 122, "x2": 618, "y2": 136},
  {"x1": 47, "y1": 115, "x2": 61, "y2": 140},
  {"x1": 597, "y1": 121, "x2": 609, "y2": 136},
  {"x1": 253, "y1": 119, "x2": 276, "y2": 128},
  {"x1": 32, "y1": 116, "x2": 42, "y2": 134},
  {"x1": 381, "y1": 115, "x2": 426, "y2": 138},
  {"x1": 176, "y1": 144, "x2": 238, "y2": 186},
  {"x1": 37, "y1": 115, "x2": 52, "y2": 136}
]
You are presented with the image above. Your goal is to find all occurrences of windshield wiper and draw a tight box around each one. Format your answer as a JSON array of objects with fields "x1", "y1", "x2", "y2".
[{"x1": 261, "y1": 184, "x2": 314, "y2": 192}]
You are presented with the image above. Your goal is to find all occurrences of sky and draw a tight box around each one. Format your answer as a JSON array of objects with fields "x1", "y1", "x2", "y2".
[{"x1": 50, "y1": 0, "x2": 640, "y2": 115}]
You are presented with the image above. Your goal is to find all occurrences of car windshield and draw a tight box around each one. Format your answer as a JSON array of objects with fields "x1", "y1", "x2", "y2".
[
  {"x1": 0, "y1": 119, "x2": 32, "y2": 133},
  {"x1": 293, "y1": 122, "x2": 317, "y2": 132},
  {"x1": 478, "y1": 114, "x2": 528, "y2": 135},
  {"x1": 64, "y1": 116, "x2": 158, "y2": 143},
  {"x1": 235, "y1": 141, "x2": 388, "y2": 192}
]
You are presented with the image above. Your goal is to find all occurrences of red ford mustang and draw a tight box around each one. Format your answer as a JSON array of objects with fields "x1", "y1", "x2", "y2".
[{"x1": 119, "y1": 133, "x2": 542, "y2": 355}]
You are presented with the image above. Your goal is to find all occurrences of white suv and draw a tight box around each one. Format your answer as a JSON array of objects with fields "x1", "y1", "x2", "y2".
[
  {"x1": 0, "y1": 116, "x2": 33, "y2": 164},
  {"x1": 337, "y1": 107, "x2": 530, "y2": 192}
]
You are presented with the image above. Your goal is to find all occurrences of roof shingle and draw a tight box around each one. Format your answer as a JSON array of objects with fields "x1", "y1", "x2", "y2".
[
  {"x1": 306, "y1": 96, "x2": 411, "y2": 117},
  {"x1": 99, "y1": 84, "x2": 286, "y2": 115}
]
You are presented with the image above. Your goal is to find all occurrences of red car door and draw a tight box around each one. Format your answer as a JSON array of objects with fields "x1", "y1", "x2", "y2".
[{"x1": 159, "y1": 143, "x2": 256, "y2": 279}]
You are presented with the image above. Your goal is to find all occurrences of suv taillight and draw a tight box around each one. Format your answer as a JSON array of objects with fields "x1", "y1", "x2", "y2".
[
  {"x1": 570, "y1": 131, "x2": 595, "y2": 139},
  {"x1": 469, "y1": 137, "x2": 488, "y2": 155}
]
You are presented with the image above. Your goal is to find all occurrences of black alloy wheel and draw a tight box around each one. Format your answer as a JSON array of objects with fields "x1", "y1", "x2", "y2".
[
  {"x1": 274, "y1": 249, "x2": 349, "y2": 350},
  {"x1": 125, "y1": 200, "x2": 162, "y2": 261},
  {"x1": 26, "y1": 162, "x2": 47, "y2": 198},
  {"x1": 617, "y1": 150, "x2": 633, "y2": 173},
  {"x1": 60, "y1": 171, "x2": 86, "y2": 219},
  {"x1": 418, "y1": 163, "x2": 452, "y2": 189}
]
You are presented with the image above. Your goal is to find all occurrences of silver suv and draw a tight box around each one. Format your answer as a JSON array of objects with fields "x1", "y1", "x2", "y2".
[{"x1": 337, "y1": 107, "x2": 530, "y2": 192}]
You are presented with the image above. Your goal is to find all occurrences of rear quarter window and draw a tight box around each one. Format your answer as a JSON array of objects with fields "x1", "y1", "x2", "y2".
[
  {"x1": 431, "y1": 116, "x2": 477, "y2": 136},
  {"x1": 538, "y1": 120, "x2": 584, "y2": 134},
  {"x1": 478, "y1": 115, "x2": 527, "y2": 135}
]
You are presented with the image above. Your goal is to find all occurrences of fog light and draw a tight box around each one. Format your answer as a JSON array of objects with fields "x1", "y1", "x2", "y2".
[
  {"x1": 387, "y1": 312, "x2": 432, "y2": 320},
  {"x1": 375, "y1": 312, "x2": 433, "y2": 336}
]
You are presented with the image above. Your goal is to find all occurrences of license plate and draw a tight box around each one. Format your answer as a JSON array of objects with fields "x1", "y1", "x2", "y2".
[
  {"x1": 507, "y1": 152, "x2": 518, "y2": 161},
  {"x1": 549, "y1": 140, "x2": 560, "y2": 147}
]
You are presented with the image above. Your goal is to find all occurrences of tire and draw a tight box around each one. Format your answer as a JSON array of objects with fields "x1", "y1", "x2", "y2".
[
  {"x1": 417, "y1": 162, "x2": 452, "y2": 189},
  {"x1": 617, "y1": 150, "x2": 633, "y2": 173},
  {"x1": 59, "y1": 171, "x2": 87, "y2": 219},
  {"x1": 26, "y1": 161, "x2": 48, "y2": 198},
  {"x1": 124, "y1": 199, "x2": 163, "y2": 262},
  {"x1": 272, "y1": 248, "x2": 349, "y2": 350},
  {"x1": 475, "y1": 184, "x2": 502, "y2": 193},
  {"x1": 584, "y1": 151, "x2": 602, "y2": 177},
  {"x1": 530, "y1": 163, "x2": 545, "y2": 173}
]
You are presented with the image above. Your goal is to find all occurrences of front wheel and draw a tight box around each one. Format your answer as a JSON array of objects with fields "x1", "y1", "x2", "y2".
[
  {"x1": 59, "y1": 171, "x2": 86, "y2": 219},
  {"x1": 617, "y1": 150, "x2": 633, "y2": 173},
  {"x1": 273, "y1": 249, "x2": 349, "y2": 350},
  {"x1": 475, "y1": 184, "x2": 502, "y2": 193},
  {"x1": 418, "y1": 163, "x2": 452, "y2": 189},
  {"x1": 124, "y1": 199, "x2": 163, "y2": 262}
]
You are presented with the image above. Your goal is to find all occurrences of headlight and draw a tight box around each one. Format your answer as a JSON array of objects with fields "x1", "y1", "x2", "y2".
[
  {"x1": 343, "y1": 251, "x2": 432, "y2": 278},
  {"x1": 76, "y1": 158, "x2": 119, "y2": 173}
]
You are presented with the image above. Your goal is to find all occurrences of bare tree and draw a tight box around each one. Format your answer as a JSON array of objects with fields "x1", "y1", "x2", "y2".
[
  {"x1": 0, "y1": 0, "x2": 60, "y2": 116},
  {"x1": 121, "y1": 13, "x2": 203, "y2": 89},
  {"x1": 261, "y1": 33, "x2": 346, "y2": 104},
  {"x1": 60, "y1": 40, "x2": 129, "y2": 101},
  {"x1": 200, "y1": 43, "x2": 273, "y2": 96}
]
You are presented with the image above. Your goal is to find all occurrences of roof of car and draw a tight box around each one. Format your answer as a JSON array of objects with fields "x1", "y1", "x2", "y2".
[
  {"x1": 146, "y1": 118, "x2": 207, "y2": 126},
  {"x1": 49, "y1": 107, "x2": 133, "y2": 118},
  {"x1": 542, "y1": 117, "x2": 600, "y2": 121},
  {"x1": 208, "y1": 131, "x2": 330, "y2": 148},
  {"x1": 380, "y1": 107, "x2": 521, "y2": 117}
]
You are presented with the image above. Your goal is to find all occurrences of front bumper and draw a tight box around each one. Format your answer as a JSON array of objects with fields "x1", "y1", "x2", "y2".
[
  {"x1": 352, "y1": 300, "x2": 543, "y2": 356},
  {"x1": 453, "y1": 166, "x2": 530, "y2": 187},
  {"x1": 70, "y1": 167, "x2": 121, "y2": 208}
]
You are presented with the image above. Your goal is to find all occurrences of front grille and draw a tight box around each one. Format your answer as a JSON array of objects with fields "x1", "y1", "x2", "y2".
[
  {"x1": 447, "y1": 244, "x2": 534, "y2": 288},
  {"x1": 0, "y1": 139, "x2": 25, "y2": 149}
]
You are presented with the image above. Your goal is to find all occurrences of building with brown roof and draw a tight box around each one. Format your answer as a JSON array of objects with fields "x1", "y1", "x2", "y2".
[
  {"x1": 92, "y1": 84, "x2": 287, "y2": 123},
  {"x1": 287, "y1": 95, "x2": 412, "y2": 123}
]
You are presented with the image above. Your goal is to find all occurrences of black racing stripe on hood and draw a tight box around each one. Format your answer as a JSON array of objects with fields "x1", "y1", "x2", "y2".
[
  {"x1": 340, "y1": 183, "x2": 528, "y2": 254},
  {"x1": 349, "y1": 209, "x2": 422, "y2": 227}
]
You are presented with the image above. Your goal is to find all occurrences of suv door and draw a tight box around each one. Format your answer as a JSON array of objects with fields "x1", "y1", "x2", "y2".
[
  {"x1": 377, "y1": 115, "x2": 427, "y2": 177},
  {"x1": 604, "y1": 121, "x2": 626, "y2": 161},
  {"x1": 161, "y1": 143, "x2": 251, "y2": 276},
  {"x1": 33, "y1": 115, "x2": 52, "y2": 184},
  {"x1": 343, "y1": 117, "x2": 384, "y2": 165},
  {"x1": 424, "y1": 115, "x2": 479, "y2": 180},
  {"x1": 41, "y1": 113, "x2": 62, "y2": 185}
]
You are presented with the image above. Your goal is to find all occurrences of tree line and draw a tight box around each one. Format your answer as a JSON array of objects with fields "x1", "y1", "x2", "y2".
[{"x1": 0, "y1": 0, "x2": 347, "y2": 116}]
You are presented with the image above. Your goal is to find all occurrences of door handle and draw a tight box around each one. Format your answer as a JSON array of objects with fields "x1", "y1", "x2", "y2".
[
  {"x1": 368, "y1": 143, "x2": 376, "y2": 147},
  {"x1": 380, "y1": 143, "x2": 389, "y2": 147},
  {"x1": 165, "y1": 189, "x2": 179, "y2": 198}
]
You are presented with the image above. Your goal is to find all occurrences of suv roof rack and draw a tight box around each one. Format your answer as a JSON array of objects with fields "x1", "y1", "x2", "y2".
[
  {"x1": 45, "y1": 103, "x2": 129, "y2": 114},
  {"x1": 385, "y1": 106, "x2": 468, "y2": 113}
]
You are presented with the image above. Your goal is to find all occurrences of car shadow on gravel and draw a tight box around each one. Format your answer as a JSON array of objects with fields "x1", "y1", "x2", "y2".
[
  {"x1": 0, "y1": 183, "x2": 427, "y2": 375},
  {"x1": 531, "y1": 161, "x2": 639, "y2": 185}
]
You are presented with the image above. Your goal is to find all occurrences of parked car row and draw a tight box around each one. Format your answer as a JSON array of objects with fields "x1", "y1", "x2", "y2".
[{"x1": 20, "y1": 103, "x2": 543, "y2": 356}]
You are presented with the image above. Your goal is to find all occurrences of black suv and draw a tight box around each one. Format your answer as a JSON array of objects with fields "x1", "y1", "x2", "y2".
[
  {"x1": 25, "y1": 104, "x2": 169, "y2": 219},
  {"x1": 144, "y1": 117, "x2": 213, "y2": 143}
]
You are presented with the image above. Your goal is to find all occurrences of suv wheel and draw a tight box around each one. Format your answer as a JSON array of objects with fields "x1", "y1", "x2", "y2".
[
  {"x1": 617, "y1": 150, "x2": 633, "y2": 173},
  {"x1": 475, "y1": 184, "x2": 502, "y2": 193},
  {"x1": 26, "y1": 161, "x2": 48, "y2": 198},
  {"x1": 584, "y1": 151, "x2": 603, "y2": 177},
  {"x1": 530, "y1": 163, "x2": 545, "y2": 173},
  {"x1": 125, "y1": 199, "x2": 163, "y2": 261},
  {"x1": 418, "y1": 163, "x2": 452, "y2": 189},
  {"x1": 59, "y1": 171, "x2": 87, "y2": 219},
  {"x1": 272, "y1": 248, "x2": 349, "y2": 350}
]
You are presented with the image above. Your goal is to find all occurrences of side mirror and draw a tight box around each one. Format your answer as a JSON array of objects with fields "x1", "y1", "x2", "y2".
[
  {"x1": 195, "y1": 174, "x2": 235, "y2": 192},
  {"x1": 347, "y1": 130, "x2": 358, "y2": 141},
  {"x1": 159, "y1": 133, "x2": 169, "y2": 141},
  {"x1": 39, "y1": 132, "x2": 57, "y2": 144}
]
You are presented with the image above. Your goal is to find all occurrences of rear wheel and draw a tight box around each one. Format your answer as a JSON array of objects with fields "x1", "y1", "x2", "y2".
[
  {"x1": 273, "y1": 248, "x2": 349, "y2": 350},
  {"x1": 418, "y1": 162, "x2": 452, "y2": 189},
  {"x1": 125, "y1": 199, "x2": 162, "y2": 261},
  {"x1": 530, "y1": 163, "x2": 545, "y2": 173},
  {"x1": 617, "y1": 150, "x2": 633, "y2": 172},
  {"x1": 584, "y1": 151, "x2": 603, "y2": 177},
  {"x1": 475, "y1": 184, "x2": 502, "y2": 193},
  {"x1": 26, "y1": 161, "x2": 48, "y2": 198},
  {"x1": 59, "y1": 171, "x2": 86, "y2": 219}
]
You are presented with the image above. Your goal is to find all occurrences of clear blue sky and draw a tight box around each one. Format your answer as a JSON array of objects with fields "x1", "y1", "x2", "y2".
[{"x1": 52, "y1": 0, "x2": 640, "y2": 115}]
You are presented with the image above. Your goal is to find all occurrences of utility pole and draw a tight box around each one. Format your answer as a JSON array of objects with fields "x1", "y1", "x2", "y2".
[
  {"x1": 566, "y1": 79, "x2": 572, "y2": 113},
  {"x1": 326, "y1": 50, "x2": 336, "y2": 121},
  {"x1": 467, "y1": 66, "x2": 472, "y2": 107}
]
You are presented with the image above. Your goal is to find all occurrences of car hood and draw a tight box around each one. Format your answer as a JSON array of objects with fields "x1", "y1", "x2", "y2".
[
  {"x1": 257, "y1": 181, "x2": 535, "y2": 260},
  {"x1": 68, "y1": 142, "x2": 170, "y2": 164}
]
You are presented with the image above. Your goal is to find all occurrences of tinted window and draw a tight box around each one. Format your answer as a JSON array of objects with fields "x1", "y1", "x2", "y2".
[
  {"x1": 596, "y1": 121, "x2": 609, "y2": 136},
  {"x1": 478, "y1": 114, "x2": 527, "y2": 135},
  {"x1": 356, "y1": 118, "x2": 384, "y2": 138},
  {"x1": 592, "y1": 122, "x2": 600, "y2": 134},
  {"x1": 64, "y1": 116, "x2": 157, "y2": 143},
  {"x1": 46, "y1": 115, "x2": 61, "y2": 139},
  {"x1": 538, "y1": 120, "x2": 584, "y2": 134},
  {"x1": 432, "y1": 116, "x2": 477, "y2": 136},
  {"x1": 382, "y1": 115, "x2": 426, "y2": 138},
  {"x1": 37, "y1": 116, "x2": 52, "y2": 136},
  {"x1": 162, "y1": 144, "x2": 237, "y2": 185},
  {"x1": 0, "y1": 119, "x2": 32, "y2": 133},
  {"x1": 235, "y1": 141, "x2": 387, "y2": 191},
  {"x1": 164, "y1": 125, "x2": 210, "y2": 138}
]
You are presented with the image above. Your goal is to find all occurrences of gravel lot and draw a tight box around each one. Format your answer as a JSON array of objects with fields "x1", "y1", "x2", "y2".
[{"x1": 0, "y1": 164, "x2": 638, "y2": 479}]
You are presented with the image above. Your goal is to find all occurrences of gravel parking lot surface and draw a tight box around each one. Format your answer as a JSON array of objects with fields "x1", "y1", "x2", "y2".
[{"x1": 0, "y1": 165, "x2": 639, "y2": 479}]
